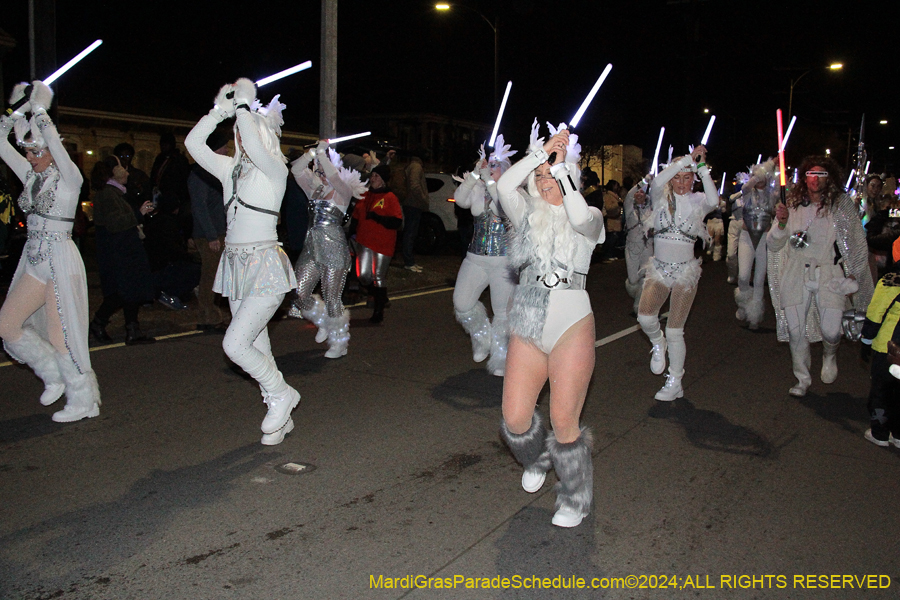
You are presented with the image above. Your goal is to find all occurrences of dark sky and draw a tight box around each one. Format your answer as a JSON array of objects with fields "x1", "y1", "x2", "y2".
[{"x1": 3, "y1": 0, "x2": 899, "y2": 177}]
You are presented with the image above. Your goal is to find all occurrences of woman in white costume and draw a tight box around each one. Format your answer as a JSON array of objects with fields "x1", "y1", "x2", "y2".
[
  {"x1": 734, "y1": 160, "x2": 777, "y2": 329},
  {"x1": 0, "y1": 81, "x2": 100, "y2": 422},
  {"x1": 496, "y1": 121, "x2": 604, "y2": 528},
  {"x1": 767, "y1": 156, "x2": 873, "y2": 397},
  {"x1": 637, "y1": 145, "x2": 718, "y2": 401},
  {"x1": 185, "y1": 79, "x2": 299, "y2": 445},
  {"x1": 623, "y1": 177, "x2": 654, "y2": 315},
  {"x1": 452, "y1": 136, "x2": 517, "y2": 376},
  {"x1": 288, "y1": 143, "x2": 366, "y2": 358}
]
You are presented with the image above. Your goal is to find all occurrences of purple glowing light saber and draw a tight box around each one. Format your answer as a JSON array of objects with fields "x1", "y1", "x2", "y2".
[
  {"x1": 488, "y1": 81, "x2": 512, "y2": 148},
  {"x1": 43, "y1": 40, "x2": 103, "y2": 85},
  {"x1": 700, "y1": 115, "x2": 716, "y2": 146},
  {"x1": 651, "y1": 127, "x2": 665, "y2": 176},
  {"x1": 256, "y1": 61, "x2": 312, "y2": 87}
]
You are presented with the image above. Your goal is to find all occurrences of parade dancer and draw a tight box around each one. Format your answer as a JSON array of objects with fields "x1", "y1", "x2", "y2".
[
  {"x1": 623, "y1": 176, "x2": 654, "y2": 315},
  {"x1": 452, "y1": 136, "x2": 517, "y2": 376},
  {"x1": 767, "y1": 156, "x2": 873, "y2": 397},
  {"x1": 734, "y1": 160, "x2": 777, "y2": 329},
  {"x1": 185, "y1": 78, "x2": 299, "y2": 445},
  {"x1": 637, "y1": 145, "x2": 718, "y2": 401},
  {"x1": 351, "y1": 164, "x2": 402, "y2": 324},
  {"x1": 288, "y1": 142, "x2": 366, "y2": 358},
  {"x1": 497, "y1": 122, "x2": 604, "y2": 527},
  {"x1": 0, "y1": 82, "x2": 101, "y2": 422}
]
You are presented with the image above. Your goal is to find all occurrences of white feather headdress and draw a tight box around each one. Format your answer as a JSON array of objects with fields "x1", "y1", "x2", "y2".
[
  {"x1": 318, "y1": 147, "x2": 367, "y2": 199},
  {"x1": 251, "y1": 94, "x2": 286, "y2": 138},
  {"x1": 489, "y1": 134, "x2": 517, "y2": 165},
  {"x1": 546, "y1": 122, "x2": 581, "y2": 165}
]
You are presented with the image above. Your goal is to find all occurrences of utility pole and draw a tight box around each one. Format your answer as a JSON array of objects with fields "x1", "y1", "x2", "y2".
[{"x1": 319, "y1": 0, "x2": 337, "y2": 139}]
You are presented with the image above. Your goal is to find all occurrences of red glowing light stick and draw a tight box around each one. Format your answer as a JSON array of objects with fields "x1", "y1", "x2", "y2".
[{"x1": 776, "y1": 109, "x2": 787, "y2": 204}]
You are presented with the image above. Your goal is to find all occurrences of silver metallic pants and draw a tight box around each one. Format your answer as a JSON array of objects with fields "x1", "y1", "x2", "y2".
[
  {"x1": 355, "y1": 244, "x2": 391, "y2": 288},
  {"x1": 295, "y1": 257, "x2": 348, "y2": 318}
]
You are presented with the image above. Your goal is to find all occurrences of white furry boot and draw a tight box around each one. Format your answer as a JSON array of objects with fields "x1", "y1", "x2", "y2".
[
  {"x1": 821, "y1": 340, "x2": 839, "y2": 384},
  {"x1": 745, "y1": 293, "x2": 765, "y2": 330},
  {"x1": 655, "y1": 327, "x2": 685, "y2": 401},
  {"x1": 455, "y1": 303, "x2": 491, "y2": 363},
  {"x1": 52, "y1": 355, "x2": 101, "y2": 423},
  {"x1": 324, "y1": 309, "x2": 350, "y2": 359},
  {"x1": 500, "y1": 413, "x2": 552, "y2": 493},
  {"x1": 486, "y1": 318, "x2": 509, "y2": 377},
  {"x1": 788, "y1": 334, "x2": 812, "y2": 397},
  {"x1": 734, "y1": 286, "x2": 751, "y2": 321},
  {"x1": 300, "y1": 294, "x2": 329, "y2": 343},
  {"x1": 638, "y1": 314, "x2": 666, "y2": 375},
  {"x1": 548, "y1": 427, "x2": 593, "y2": 528},
  {"x1": 3, "y1": 328, "x2": 65, "y2": 406}
]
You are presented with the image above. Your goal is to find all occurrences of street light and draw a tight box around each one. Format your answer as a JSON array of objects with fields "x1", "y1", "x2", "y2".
[
  {"x1": 435, "y1": 3, "x2": 499, "y2": 113},
  {"x1": 787, "y1": 63, "x2": 843, "y2": 121}
]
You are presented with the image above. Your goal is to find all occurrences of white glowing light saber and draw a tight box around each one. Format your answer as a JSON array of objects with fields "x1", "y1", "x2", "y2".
[
  {"x1": 255, "y1": 61, "x2": 312, "y2": 87},
  {"x1": 651, "y1": 127, "x2": 665, "y2": 176},
  {"x1": 488, "y1": 81, "x2": 512, "y2": 148},
  {"x1": 719, "y1": 172, "x2": 726, "y2": 195},
  {"x1": 779, "y1": 115, "x2": 797, "y2": 152},
  {"x1": 866, "y1": 161, "x2": 870, "y2": 174},
  {"x1": 569, "y1": 64, "x2": 613, "y2": 128},
  {"x1": 757, "y1": 154, "x2": 762, "y2": 164},
  {"x1": 845, "y1": 168, "x2": 856, "y2": 191},
  {"x1": 328, "y1": 131, "x2": 371, "y2": 145},
  {"x1": 700, "y1": 115, "x2": 716, "y2": 146},
  {"x1": 43, "y1": 40, "x2": 103, "y2": 86}
]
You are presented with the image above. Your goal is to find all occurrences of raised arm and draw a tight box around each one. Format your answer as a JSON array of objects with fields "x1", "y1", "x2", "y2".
[
  {"x1": 290, "y1": 154, "x2": 319, "y2": 198},
  {"x1": 650, "y1": 155, "x2": 693, "y2": 207},
  {"x1": 550, "y1": 161, "x2": 604, "y2": 244},
  {"x1": 453, "y1": 171, "x2": 486, "y2": 215},
  {"x1": 497, "y1": 150, "x2": 543, "y2": 230},
  {"x1": 234, "y1": 107, "x2": 288, "y2": 181},
  {"x1": 314, "y1": 143, "x2": 353, "y2": 207},
  {"x1": 185, "y1": 113, "x2": 232, "y2": 186},
  {"x1": 0, "y1": 115, "x2": 29, "y2": 183}
]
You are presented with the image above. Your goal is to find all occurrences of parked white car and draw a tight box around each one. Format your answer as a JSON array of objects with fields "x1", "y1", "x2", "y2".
[{"x1": 416, "y1": 172, "x2": 459, "y2": 253}]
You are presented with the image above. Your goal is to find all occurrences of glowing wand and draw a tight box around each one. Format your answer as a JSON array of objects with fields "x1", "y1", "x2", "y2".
[{"x1": 488, "y1": 81, "x2": 512, "y2": 148}]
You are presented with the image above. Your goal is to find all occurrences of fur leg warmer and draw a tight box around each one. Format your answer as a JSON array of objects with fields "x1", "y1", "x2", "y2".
[
  {"x1": 548, "y1": 427, "x2": 594, "y2": 520},
  {"x1": 734, "y1": 287, "x2": 751, "y2": 321},
  {"x1": 52, "y1": 354, "x2": 101, "y2": 423},
  {"x1": 455, "y1": 302, "x2": 491, "y2": 363},
  {"x1": 324, "y1": 309, "x2": 350, "y2": 359},
  {"x1": 500, "y1": 412, "x2": 552, "y2": 473},
  {"x1": 3, "y1": 327, "x2": 65, "y2": 406},
  {"x1": 745, "y1": 295, "x2": 765, "y2": 328},
  {"x1": 300, "y1": 294, "x2": 329, "y2": 344},
  {"x1": 486, "y1": 318, "x2": 509, "y2": 376}
]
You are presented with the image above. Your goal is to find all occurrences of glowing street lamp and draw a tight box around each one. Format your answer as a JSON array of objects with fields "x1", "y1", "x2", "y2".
[
  {"x1": 435, "y1": 3, "x2": 499, "y2": 113},
  {"x1": 788, "y1": 63, "x2": 843, "y2": 121}
]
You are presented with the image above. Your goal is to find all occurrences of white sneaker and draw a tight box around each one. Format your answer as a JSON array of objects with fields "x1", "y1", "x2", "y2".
[
  {"x1": 40, "y1": 383, "x2": 66, "y2": 406},
  {"x1": 551, "y1": 507, "x2": 585, "y2": 528},
  {"x1": 261, "y1": 418, "x2": 295, "y2": 445},
  {"x1": 650, "y1": 338, "x2": 667, "y2": 375},
  {"x1": 521, "y1": 469, "x2": 546, "y2": 493},
  {"x1": 52, "y1": 402, "x2": 100, "y2": 423},
  {"x1": 261, "y1": 386, "x2": 301, "y2": 434},
  {"x1": 789, "y1": 381, "x2": 808, "y2": 397},
  {"x1": 864, "y1": 428, "x2": 890, "y2": 447},
  {"x1": 654, "y1": 373, "x2": 683, "y2": 401}
]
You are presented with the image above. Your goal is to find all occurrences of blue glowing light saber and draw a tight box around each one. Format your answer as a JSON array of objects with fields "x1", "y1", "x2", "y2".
[
  {"x1": 700, "y1": 115, "x2": 716, "y2": 145},
  {"x1": 569, "y1": 64, "x2": 612, "y2": 128},
  {"x1": 43, "y1": 40, "x2": 103, "y2": 85},
  {"x1": 256, "y1": 61, "x2": 312, "y2": 87},
  {"x1": 488, "y1": 81, "x2": 512, "y2": 148},
  {"x1": 651, "y1": 127, "x2": 665, "y2": 176}
]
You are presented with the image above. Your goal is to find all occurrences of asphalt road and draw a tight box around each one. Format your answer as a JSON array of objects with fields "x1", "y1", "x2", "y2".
[{"x1": 1, "y1": 257, "x2": 898, "y2": 600}]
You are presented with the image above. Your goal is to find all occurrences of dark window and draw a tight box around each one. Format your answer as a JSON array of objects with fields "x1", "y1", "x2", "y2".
[{"x1": 426, "y1": 177, "x2": 445, "y2": 194}]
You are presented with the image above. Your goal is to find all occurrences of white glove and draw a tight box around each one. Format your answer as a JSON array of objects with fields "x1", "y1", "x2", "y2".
[
  {"x1": 29, "y1": 80, "x2": 54, "y2": 112},
  {"x1": 232, "y1": 78, "x2": 257, "y2": 109},
  {"x1": 316, "y1": 139, "x2": 330, "y2": 152},
  {"x1": 8, "y1": 83, "x2": 30, "y2": 119},
  {"x1": 212, "y1": 83, "x2": 236, "y2": 121}
]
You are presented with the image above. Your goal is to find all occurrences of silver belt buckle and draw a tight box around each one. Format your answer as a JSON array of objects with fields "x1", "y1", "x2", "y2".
[{"x1": 540, "y1": 272, "x2": 562, "y2": 288}]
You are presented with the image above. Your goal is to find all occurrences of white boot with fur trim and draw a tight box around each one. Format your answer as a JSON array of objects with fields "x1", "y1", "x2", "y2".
[
  {"x1": 324, "y1": 309, "x2": 350, "y2": 359},
  {"x1": 455, "y1": 303, "x2": 491, "y2": 363},
  {"x1": 52, "y1": 355, "x2": 101, "y2": 423},
  {"x1": 548, "y1": 428, "x2": 593, "y2": 528},
  {"x1": 300, "y1": 294, "x2": 330, "y2": 343},
  {"x1": 3, "y1": 328, "x2": 65, "y2": 406}
]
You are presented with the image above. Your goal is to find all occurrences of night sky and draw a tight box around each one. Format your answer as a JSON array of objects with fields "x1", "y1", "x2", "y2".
[{"x1": 3, "y1": 0, "x2": 899, "y2": 178}]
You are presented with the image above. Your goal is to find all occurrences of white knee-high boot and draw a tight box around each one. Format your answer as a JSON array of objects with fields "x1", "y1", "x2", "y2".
[
  {"x1": 788, "y1": 333, "x2": 812, "y2": 396},
  {"x1": 638, "y1": 313, "x2": 666, "y2": 375},
  {"x1": 455, "y1": 302, "x2": 491, "y2": 363},
  {"x1": 821, "y1": 340, "x2": 839, "y2": 384},
  {"x1": 486, "y1": 318, "x2": 509, "y2": 377},
  {"x1": 52, "y1": 355, "x2": 101, "y2": 423},
  {"x1": 655, "y1": 327, "x2": 685, "y2": 401},
  {"x1": 734, "y1": 287, "x2": 751, "y2": 321},
  {"x1": 548, "y1": 427, "x2": 593, "y2": 528},
  {"x1": 300, "y1": 294, "x2": 329, "y2": 343},
  {"x1": 324, "y1": 309, "x2": 350, "y2": 359},
  {"x1": 3, "y1": 328, "x2": 65, "y2": 406}
]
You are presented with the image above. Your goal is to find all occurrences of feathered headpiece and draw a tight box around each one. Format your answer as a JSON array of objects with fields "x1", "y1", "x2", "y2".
[
  {"x1": 250, "y1": 94, "x2": 286, "y2": 138},
  {"x1": 317, "y1": 147, "x2": 367, "y2": 199},
  {"x1": 526, "y1": 119, "x2": 581, "y2": 166},
  {"x1": 752, "y1": 158, "x2": 776, "y2": 183},
  {"x1": 489, "y1": 134, "x2": 516, "y2": 165}
]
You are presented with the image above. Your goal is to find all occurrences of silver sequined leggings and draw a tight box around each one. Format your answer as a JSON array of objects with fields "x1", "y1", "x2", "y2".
[{"x1": 295, "y1": 257, "x2": 348, "y2": 318}]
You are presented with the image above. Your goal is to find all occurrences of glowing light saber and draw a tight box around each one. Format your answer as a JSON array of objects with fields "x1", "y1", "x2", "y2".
[
  {"x1": 488, "y1": 81, "x2": 512, "y2": 148},
  {"x1": 255, "y1": 61, "x2": 312, "y2": 87},
  {"x1": 569, "y1": 64, "x2": 612, "y2": 128},
  {"x1": 719, "y1": 172, "x2": 726, "y2": 195},
  {"x1": 651, "y1": 127, "x2": 665, "y2": 176},
  {"x1": 776, "y1": 109, "x2": 787, "y2": 204},
  {"x1": 866, "y1": 161, "x2": 870, "y2": 174},
  {"x1": 757, "y1": 154, "x2": 762, "y2": 165},
  {"x1": 43, "y1": 39, "x2": 103, "y2": 85},
  {"x1": 779, "y1": 115, "x2": 797, "y2": 152},
  {"x1": 328, "y1": 131, "x2": 371, "y2": 145},
  {"x1": 845, "y1": 168, "x2": 856, "y2": 191},
  {"x1": 700, "y1": 115, "x2": 716, "y2": 145}
]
